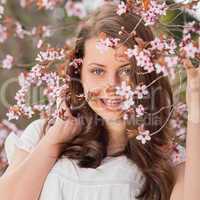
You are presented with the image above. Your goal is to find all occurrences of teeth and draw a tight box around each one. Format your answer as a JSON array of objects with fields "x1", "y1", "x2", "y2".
[{"x1": 103, "y1": 99, "x2": 121, "y2": 106}]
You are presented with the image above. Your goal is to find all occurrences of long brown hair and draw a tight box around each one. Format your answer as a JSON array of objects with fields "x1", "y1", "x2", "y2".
[{"x1": 43, "y1": 2, "x2": 175, "y2": 200}]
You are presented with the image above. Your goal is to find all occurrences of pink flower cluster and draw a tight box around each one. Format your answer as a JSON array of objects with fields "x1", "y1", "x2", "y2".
[
  {"x1": 179, "y1": 21, "x2": 200, "y2": 59},
  {"x1": 116, "y1": 1, "x2": 127, "y2": 16},
  {"x1": 7, "y1": 63, "x2": 68, "y2": 120},
  {"x1": 136, "y1": 124, "x2": 151, "y2": 144},
  {"x1": 0, "y1": 24, "x2": 7, "y2": 43},
  {"x1": 96, "y1": 37, "x2": 121, "y2": 53},
  {"x1": 36, "y1": 48, "x2": 65, "y2": 62},
  {"x1": 141, "y1": 1, "x2": 167, "y2": 26},
  {"x1": 20, "y1": 0, "x2": 63, "y2": 10},
  {"x1": 65, "y1": 0, "x2": 87, "y2": 19},
  {"x1": 116, "y1": 0, "x2": 167, "y2": 26},
  {"x1": 124, "y1": 36, "x2": 178, "y2": 79},
  {"x1": 0, "y1": 2, "x2": 5, "y2": 19},
  {"x1": 170, "y1": 103, "x2": 188, "y2": 141},
  {"x1": 1, "y1": 54, "x2": 14, "y2": 69}
]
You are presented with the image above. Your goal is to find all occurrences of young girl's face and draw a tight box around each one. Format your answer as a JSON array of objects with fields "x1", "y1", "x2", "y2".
[{"x1": 81, "y1": 37, "x2": 133, "y2": 122}]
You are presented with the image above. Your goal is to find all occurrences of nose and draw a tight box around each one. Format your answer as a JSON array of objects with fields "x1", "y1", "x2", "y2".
[
  {"x1": 108, "y1": 73, "x2": 120, "y2": 87},
  {"x1": 105, "y1": 74, "x2": 121, "y2": 96}
]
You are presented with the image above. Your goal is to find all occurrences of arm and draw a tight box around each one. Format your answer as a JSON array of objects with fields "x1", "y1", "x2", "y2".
[
  {"x1": 170, "y1": 66, "x2": 200, "y2": 200},
  {"x1": 0, "y1": 130, "x2": 61, "y2": 200},
  {"x1": 183, "y1": 91, "x2": 200, "y2": 200}
]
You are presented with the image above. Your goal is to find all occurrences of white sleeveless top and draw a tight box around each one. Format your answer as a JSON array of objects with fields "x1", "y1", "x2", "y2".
[{"x1": 4, "y1": 119, "x2": 186, "y2": 200}]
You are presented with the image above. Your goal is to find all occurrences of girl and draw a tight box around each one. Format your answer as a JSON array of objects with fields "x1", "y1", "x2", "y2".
[{"x1": 1, "y1": 2, "x2": 200, "y2": 200}]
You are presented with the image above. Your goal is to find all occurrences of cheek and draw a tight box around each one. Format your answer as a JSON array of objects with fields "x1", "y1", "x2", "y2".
[{"x1": 81, "y1": 72, "x2": 105, "y2": 95}]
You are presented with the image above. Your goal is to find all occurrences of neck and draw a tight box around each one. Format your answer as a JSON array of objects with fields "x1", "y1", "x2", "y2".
[{"x1": 105, "y1": 118, "x2": 128, "y2": 155}]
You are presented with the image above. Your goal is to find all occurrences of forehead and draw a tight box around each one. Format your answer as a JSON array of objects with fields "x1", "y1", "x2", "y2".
[{"x1": 83, "y1": 37, "x2": 130, "y2": 67}]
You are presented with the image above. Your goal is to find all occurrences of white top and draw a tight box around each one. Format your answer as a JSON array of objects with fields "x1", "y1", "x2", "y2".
[{"x1": 4, "y1": 119, "x2": 186, "y2": 200}]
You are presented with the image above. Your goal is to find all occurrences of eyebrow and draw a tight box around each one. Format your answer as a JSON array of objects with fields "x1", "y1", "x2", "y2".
[{"x1": 88, "y1": 62, "x2": 131, "y2": 68}]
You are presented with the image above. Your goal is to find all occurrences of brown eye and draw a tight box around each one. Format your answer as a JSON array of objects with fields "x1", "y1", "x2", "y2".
[{"x1": 90, "y1": 68, "x2": 105, "y2": 75}]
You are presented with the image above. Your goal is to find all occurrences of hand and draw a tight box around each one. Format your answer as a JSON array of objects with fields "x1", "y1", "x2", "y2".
[{"x1": 44, "y1": 96, "x2": 82, "y2": 148}]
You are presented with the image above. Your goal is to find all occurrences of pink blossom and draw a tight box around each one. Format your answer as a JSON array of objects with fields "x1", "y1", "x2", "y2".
[
  {"x1": 96, "y1": 37, "x2": 120, "y2": 53},
  {"x1": 116, "y1": 81, "x2": 134, "y2": 99},
  {"x1": 170, "y1": 144, "x2": 186, "y2": 166},
  {"x1": 134, "y1": 84, "x2": 149, "y2": 99},
  {"x1": 36, "y1": 48, "x2": 65, "y2": 62},
  {"x1": 15, "y1": 22, "x2": 26, "y2": 39},
  {"x1": 136, "y1": 125, "x2": 151, "y2": 144},
  {"x1": 2, "y1": 54, "x2": 14, "y2": 69},
  {"x1": 183, "y1": 21, "x2": 196, "y2": 35},
  {"x1": 136, "y1": 104, "x2": 145, "y2": 117},
  {"x1": 0, "y1": 4, "x2": 4, "y2": 19},
  {"x1": 142, "y1": 1, "x2": 167, "y2": 26},
  {"x1": 164, "y1": 38, "x2": 177, "y2": 54},
  {"x1": 165, "y1": 56, "x2": 178, "y2": 68},
  {"x1": 135, "y1": 49, "x2": 154, "y2": 72},
  {"x1": 154, "y1": 63, "x2": 168, "y2": 76},
  {"x1": 151, "y1": 37, "x2": 177, "y2": 54},
  {"x1": 69, "y1": 58, "x2": 83, "y2": 70},
  {"x1": 20, "y1": 0, "x2": 27, "y2": 8},
  {"x1": 39, "y1": 0, "x2": 60, "y2": 10},
  {"x1": 124, "y1": 46, "x2": 139, "y2": 58},
  {"x1": 116, "y1": 1, "x2": 127, "y2": 16},
  {"x1": 150, "y1": 37, "x2": 164, "y2": 51},
  {"x1": 182, "y1": 42, "x2": 199, "y2": 58},
  {"x1": 65, "y1": 0, "x2": 87, "y2": 19},
  {"x1": 42, "y1": 25, "x2": 52, "y2": 37},
  {"x1": 37, "y1": 39, "x2": 44, "y2": 48},
  {"x1": 6, "y1": 107, "x2": 20, "y2": 121},
  {"x1": 0, "y1": 24, "x2": 7, "y2": 43},
  {"x1": 115, "y1": 81, "x2": 135, "y2": 111},
  {"x1": 121, "y1": 98, "x2": 135, "y2": 110}
]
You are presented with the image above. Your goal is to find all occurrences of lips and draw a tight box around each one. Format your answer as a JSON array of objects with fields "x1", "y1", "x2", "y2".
[{"x1": 100, "y1": 98, "x2": 122, "y2": 110}]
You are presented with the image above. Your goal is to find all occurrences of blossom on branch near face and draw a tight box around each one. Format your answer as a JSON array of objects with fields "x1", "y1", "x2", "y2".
[
  {"x1": 134, "y1": 84, "x2": 149, "y2": 99},
  {"x1": 1, "y1": 54, "x2": 14, "y2": 69},
  {"x1": 136, "y1": 125, "x2": 151, "y2": 144},
  {"x1": 135, "y1": 104, "x2": 145, "y2": 117},
  {"x1": 96, "y1": 36, "x2": 121, "y2": 54},
  {"x1": 150, "y1": 37, "x2": 164, "y2": 51},
  {"x1": 69, "y1": 58, "x2": 83, "y2": 74},
  {"x1": 182, "y1": 42, "x2": 199, "y2": 58},
  {"x1": 116, "y1": 81, "x2": 133, "y2": 98},
  {"x1": 150, "y1": 37, "x2": 177, "y2": 54},
  {"x1": 154, "y1": 63, "x2": 168, "y2": 76},
  {"x1": 116, "y1": 1, "x2": 127, "y2": 16},
  {"x1": 124, "y1": 46, "x2": 139, "y2": 58}
]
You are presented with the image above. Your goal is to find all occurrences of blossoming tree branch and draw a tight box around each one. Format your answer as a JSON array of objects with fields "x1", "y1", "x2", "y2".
[{"x1": 0, "y1": 0, "x2": 199, "y2": 173}]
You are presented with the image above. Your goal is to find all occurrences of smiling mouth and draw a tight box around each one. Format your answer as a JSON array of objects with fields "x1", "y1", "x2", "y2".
[{"x1": 100, "y1": 98, "x2": 123, "y2": 111}]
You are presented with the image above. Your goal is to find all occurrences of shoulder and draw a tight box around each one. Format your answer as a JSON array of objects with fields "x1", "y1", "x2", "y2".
[
  {"x1": 5, "y1": 118, "x2": 47, "y2": 154},
  {"x1": 24, "y1": 118, "x2": 46, "y2": 132}
]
